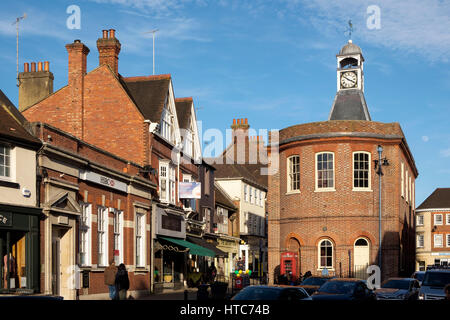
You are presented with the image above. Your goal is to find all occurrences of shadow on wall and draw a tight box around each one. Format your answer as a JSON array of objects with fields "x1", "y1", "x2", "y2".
[{"x1": 273, "y1": 265, "x2": 281, "y2": 284}]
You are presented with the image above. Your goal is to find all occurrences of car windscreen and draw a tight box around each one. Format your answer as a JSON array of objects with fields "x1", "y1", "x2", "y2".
[
  {"x1": 422, "y1": 272, "x2": 450, "y2": 288},
  {"x1": 301, "y1": 277, "x2": 328, "y2": 286},
  {"x1": 232, "y1": 287, "x2": 282, "y2": 300},
  {"x1": 381, "y1": 280, "x2": 410, "y2": 290},
  {"x1": 414, "y1": 273, "x2": 425, "y2": 281},
  {"x1": 318, "y1": 281, "x2": 356, "y2": 294}
]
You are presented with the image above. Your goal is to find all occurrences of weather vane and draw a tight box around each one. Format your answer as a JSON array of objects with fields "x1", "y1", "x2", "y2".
[{"x1": 344, "y1": 19, "x2": 354, "y2": 41}]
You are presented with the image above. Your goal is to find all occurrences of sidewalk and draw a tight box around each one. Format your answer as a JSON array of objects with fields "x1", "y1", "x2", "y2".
[{"x1": 138, "y1": 288, "x2": 199, "y2": 300}]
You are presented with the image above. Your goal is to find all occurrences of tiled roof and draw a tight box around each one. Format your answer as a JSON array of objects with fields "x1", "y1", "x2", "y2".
[
  {"x1": 175, "y1": 98, "x2": 192, "y2": 130},
  {"x1": 329, "y1": 89, "x2": 371, "y2": 121},
  {"x1": 120, "y1": 74, "x2": 171, "y2": 123},
  {"x1": 417, "y1": 188, "x2": 450, "y2": 210},
  {"x1": 0, "y1": 90, "x2": 41, "y2": 147}
]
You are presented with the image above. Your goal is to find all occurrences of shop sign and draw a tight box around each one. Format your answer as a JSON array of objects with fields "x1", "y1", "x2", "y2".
[
  {"x1": 79, "y1": 170, "x2": 127, "y2": 192},
  {"x1": 0, "y1": 212, "x2": 12, "y2": 227}
]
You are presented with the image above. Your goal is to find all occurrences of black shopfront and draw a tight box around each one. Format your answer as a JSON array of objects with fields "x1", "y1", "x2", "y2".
[{"x1": 0, "y1": 203, "x2": 40, "y2": 294}]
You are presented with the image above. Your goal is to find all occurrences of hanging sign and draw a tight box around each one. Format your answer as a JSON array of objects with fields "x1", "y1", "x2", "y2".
[
  {"x1": 179, "y1": 182, "x2": 201, "y2": 199},
  {"x1": 0, "y1": 212, "x2": 12, "y2": 227}
]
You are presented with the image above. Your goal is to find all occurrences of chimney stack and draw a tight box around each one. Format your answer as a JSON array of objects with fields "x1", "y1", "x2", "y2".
[
  {"x1": 97, "y1": 28, "x2": 121, "y2": 75},
  {"x1": 18, "y1": 61, "x2": 54, "y2": 112}
]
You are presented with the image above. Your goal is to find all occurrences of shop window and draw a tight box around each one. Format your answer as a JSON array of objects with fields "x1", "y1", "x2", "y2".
[{"x1": 1, "y1": 231, "x2": 27, "y2": 290}]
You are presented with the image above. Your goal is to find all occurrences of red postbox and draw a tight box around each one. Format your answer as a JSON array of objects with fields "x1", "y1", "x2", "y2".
[
  {"x1": 235, "y1": 277, "x2": 243, "y2": 289},
  {"x1": 280, "y1": 251, "x2": 299, "y2": 281}
]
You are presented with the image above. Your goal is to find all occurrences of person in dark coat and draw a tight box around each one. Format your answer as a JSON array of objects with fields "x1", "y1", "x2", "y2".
[{"x1": 115, "y1": 263, "x2": 130, "y2": 300}]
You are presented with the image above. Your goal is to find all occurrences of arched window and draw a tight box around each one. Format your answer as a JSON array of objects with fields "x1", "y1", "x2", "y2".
[{"x1": 318, "y1": 239, "x2": 333, "y2": 269}]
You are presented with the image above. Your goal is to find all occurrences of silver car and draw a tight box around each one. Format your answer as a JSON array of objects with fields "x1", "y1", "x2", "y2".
[
  {"x1": 418, "y1": 268, "x2": 450, "y2": 300},
  {"x1": 375, "y1": 278, "x2": 420, "y2": 300}
]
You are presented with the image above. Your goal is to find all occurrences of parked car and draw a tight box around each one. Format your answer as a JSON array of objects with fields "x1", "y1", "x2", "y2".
[
  {"x1": 375, "y1": 278, "x2": 420, "y2": 300},
  {"x1": 231, "y1": 285, "x2": 311, "y2": 301},
  {"x1": 298, "y1": 276, "x2": 335, "y2": 295},
  {"x1": 418, "y1": 267, "x2": 450, "y2": 300},
  {"x1": 311, "y1": 278, "x2": 376, "y2": 301},
  {"x1": 411, "y1": 271, "x2": 425, "y2": 286}
]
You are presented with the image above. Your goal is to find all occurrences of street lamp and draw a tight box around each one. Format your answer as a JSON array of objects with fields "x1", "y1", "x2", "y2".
[{"x1": 374, "y1": 145, "x2": 389, "y2": 276}]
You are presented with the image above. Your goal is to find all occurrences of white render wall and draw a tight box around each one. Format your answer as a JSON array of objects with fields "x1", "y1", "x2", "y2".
[{"x1": 0, "y1": 146, "x2": 37, "y2": 206}]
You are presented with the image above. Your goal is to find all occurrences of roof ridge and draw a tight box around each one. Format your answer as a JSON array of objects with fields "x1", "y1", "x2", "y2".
[
  {"x1": 123, "y1": 74, "x2": 171, "y2": 82},
  {"x1": 175, "y1": 97, "x2": 193, "y2": 102}
]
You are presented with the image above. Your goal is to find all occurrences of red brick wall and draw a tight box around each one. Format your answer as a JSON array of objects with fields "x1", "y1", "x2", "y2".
[{"x1": 268, "y1": 134, "x2": 417, "y2": 282}]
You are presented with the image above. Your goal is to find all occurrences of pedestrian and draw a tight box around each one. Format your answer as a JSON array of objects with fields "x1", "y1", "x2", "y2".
[
  {"x1": 303, "y1": 271, "x2": 312, "y2": 281},
  {"x1": 115, "y1": 263, "x2": 130, "y2": 300},
  {"x1": 444, "y1": 284, "x2": 450, "y2": 301},
  {"x1": 208, "y1": 263, "x2": 217, "y2": 284},
  {"x1": 104, "y1": 259, "x2": 118, "y2": 300}
]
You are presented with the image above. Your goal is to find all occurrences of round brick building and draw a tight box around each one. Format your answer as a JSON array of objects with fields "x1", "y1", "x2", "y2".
[{"x1": 267, "y1": 41, "x2": 418, "y2": 283}]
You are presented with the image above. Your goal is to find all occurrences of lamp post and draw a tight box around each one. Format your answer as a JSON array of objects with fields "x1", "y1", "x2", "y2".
[{"x1": 374, "y1": 145, "x2": 389, "y2": 276}]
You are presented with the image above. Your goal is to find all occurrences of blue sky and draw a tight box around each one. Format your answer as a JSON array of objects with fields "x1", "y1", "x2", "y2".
[{"x1": 1, "y1": 0, "x2": 449, "y2": 205}]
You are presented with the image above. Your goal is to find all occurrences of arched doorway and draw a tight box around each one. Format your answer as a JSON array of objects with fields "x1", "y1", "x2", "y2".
[
  {"x1": 287, "y1": 237, "x2": 301, "y2": 277},
  {"x1": 354, "y1": 238, "x2": 370, "y2": 279}
]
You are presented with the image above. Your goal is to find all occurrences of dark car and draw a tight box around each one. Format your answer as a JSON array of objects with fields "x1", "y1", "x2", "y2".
[
  {"x1": 311, "y1": 278, "x2": 376, "y2": 301},
  {"x1": 298, "y1": 276, "x2": 335, "y2": 295},
  {"x1": 231, "y1": 285, "x2": 311, "y2": 301},
  {"x1": 375, "y1": 278, "x2": 420, "y2": 300},
  {"x1": 411, "y1": 271, "x2": 425, "y2": 286}
]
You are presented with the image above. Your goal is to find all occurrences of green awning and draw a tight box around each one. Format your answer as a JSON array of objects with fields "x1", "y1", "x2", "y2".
[{"x1": 159, "y1": 236, "x2": 216, "y2": 257}]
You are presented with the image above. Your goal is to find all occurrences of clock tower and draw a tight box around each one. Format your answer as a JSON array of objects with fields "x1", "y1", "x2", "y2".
[{"x1": 328, "y1": 40, "x2": 371, "y2": 121}]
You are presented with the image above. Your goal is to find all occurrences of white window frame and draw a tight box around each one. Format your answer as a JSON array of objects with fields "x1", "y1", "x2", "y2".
[
  {"x1": 417, "y1": 234, "x2": 424, "y2": 248},
  {"x1": 318, "y1": 239, "x2": 334, "y2": 270},
  {"x1": 315, "y1": 152, "x2": 335, "y2": 192},
  {"x1": 135, "y1": 212, "x2": 146, "y2": 268},
  {"x1": 113, "y1": 209, "x2": 124, "y2": 264},
  {"x1": 249, "y1": 186, "x2": 253, "y2": 204},
  {"x1": 416, "y1": 215, "x2": 424, "y2": 226},
  {"x1": 405, "y1": 170, "x2": 409, "y2": 203},
  {"x1": 352, "y1": 151, "x2": 371, "y2": 191},
  {"x1": 401, "y1": 162, "x2": 404, "y2": 198},
  {"x1": 160, "y1": 107, "x2": 173, "y2": 143},
  {"x1": 183, "y1": 128, "x2": 193, "y2": 158},
  {"x1": 79, "y1": 203, "x2": 92, "y2": 267},
  {"x1": 97, "y1": 206, "x2": 109, "y2": 267},
  {"x1": 0, "y1": 144, "x2": 11, "y2": 180},
  {"x1": 159, "y1": 161, "x2": 169, "y2": 203},
  {"x1": 254, "y1": 188, "x2": 257, "y2": 205},
  {"x1": 287, "y1": 155, "x2": 300, "y2": 193},
  {"x1": 169, "y1": 165, "x2": 176, "y2": 204},
  {"x1": 259, "y1": 191, "x2": 263, "y2": 207},
  {"x1": 447, "y1": 234, "x2": 450, "y2": 248},
  {"x1": 434, "y1": 214, "x2": 443, "y2": 226},
  {"x1": 434, "y1": 234, "x2": 443, "y2": 248},
  {"x1": 446, "y1": 214, "x2": 450, "y2": 225}
]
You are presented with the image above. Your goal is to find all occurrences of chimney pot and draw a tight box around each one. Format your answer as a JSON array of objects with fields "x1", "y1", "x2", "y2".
[
  {"x1": 44, "y1": 61, "x2": 50, "y2": 72},
  {"x1": 31, "y1": 62, "x2": 36, "y2": 72},
  {"x1": 245, "y1": 118, "x2": 248, "y2": 124},
  {"x1": 240, "y1": 118, "x2": 244, "y2": 125},
  {"x1": 24, "y1": 63, "x2": 29, "y2": 73},
  {"x1": 109, "y1": 29, "x2": 116, "y2": 38},
  {"x1": 233, "y1": 119, "x2": 236, "y2": 125},
  {"x1": 102, "y1": 30, "x2": 108, "y2": 38},
  {"x1": 37, "y1": 62, "x2": 43, "y2": 72}
]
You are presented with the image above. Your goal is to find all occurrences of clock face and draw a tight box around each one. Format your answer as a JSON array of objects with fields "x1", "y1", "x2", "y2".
[{"x1": 340, "y1": 71, "x2": 357, "y2": 88}]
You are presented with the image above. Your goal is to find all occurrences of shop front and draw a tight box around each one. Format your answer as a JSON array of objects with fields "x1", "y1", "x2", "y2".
[{"x1": 0, "y1": 203, "x2": 41, "y2": 294}]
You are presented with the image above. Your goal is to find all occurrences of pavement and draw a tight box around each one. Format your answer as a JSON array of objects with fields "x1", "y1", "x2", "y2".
[{"x1": 139, "y1": 288, "x2": 199, "y2": 300}]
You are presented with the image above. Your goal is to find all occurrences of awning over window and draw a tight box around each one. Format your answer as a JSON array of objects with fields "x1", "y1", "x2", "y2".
[
  {"x1": 159, "y1": 236, "x2": 215, "y2": 257},
  {"x1": 187, "y1": 236, "x2": 228, "y2": 258}
]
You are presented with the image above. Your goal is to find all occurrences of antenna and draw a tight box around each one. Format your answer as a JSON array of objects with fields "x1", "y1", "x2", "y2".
[
  {"x1": 143, "y1": 29, "x2": 159, "y2": 75},
  {"x1": 12, "y1": 13, "x2": 27, "y2": 87}
]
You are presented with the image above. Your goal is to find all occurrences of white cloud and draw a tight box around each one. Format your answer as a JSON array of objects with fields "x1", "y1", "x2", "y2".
[
  {"x1": 440, "y1": 148, "x2": 450, "y2": 157},
  {"x1": 287, "y1": 0, "x2": 450, "y2": 62}
]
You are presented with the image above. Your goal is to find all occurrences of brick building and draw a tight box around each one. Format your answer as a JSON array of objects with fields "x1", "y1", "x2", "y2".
[
  {"x1": 415, "y1": 188, "x2": 450, "y2": 270},
  {"x1": 20, "y1": 29, "x2": 219, "y2": 295},
  {"x1": 32, "y1": 123, "x2": 156, "y2": 299},
  {"x1": 267, "y1": 40, "x2": 418, "y2": 283}
]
